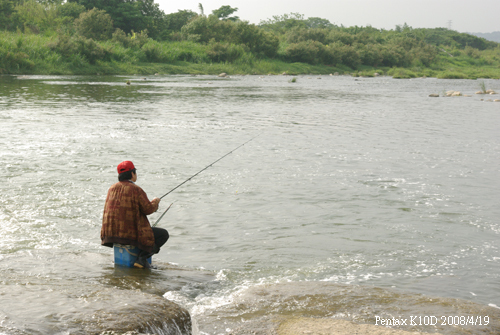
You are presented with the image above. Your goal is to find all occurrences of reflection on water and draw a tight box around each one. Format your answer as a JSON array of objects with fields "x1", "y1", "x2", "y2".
[{"x1": 0, "y1": 74, "x2": 499, "y2": 334}]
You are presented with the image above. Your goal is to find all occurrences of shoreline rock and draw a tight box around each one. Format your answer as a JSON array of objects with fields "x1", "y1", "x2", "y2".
[{"x1": 201, "y1": 282, "x2": 500, "y2": 335}]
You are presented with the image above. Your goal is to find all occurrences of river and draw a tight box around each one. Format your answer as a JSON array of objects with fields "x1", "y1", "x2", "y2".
[{"x1": 0, "y1": 74, "x2": 499, "y2": 334}]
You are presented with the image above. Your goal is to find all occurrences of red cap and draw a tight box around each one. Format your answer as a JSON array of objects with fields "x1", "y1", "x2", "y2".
[{"x1": 117, "y1": 161, "x2": 135, "y2": 174}]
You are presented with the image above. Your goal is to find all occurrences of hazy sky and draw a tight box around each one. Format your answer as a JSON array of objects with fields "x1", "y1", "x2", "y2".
[{"x1": 156, "y1": 0, "x2": 499, "y2": 33}]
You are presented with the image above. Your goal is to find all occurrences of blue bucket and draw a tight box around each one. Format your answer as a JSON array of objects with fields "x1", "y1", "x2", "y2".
[{"x1": 113, "y1": 244, "x2": 152, "y2": 267}]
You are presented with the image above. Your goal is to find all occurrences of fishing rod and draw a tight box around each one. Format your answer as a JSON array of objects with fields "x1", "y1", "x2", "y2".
[
  {"x1": 153, "y1": 202, "x2": 174, "y2": 227},
  {"x1": 159, "y1": 134, "x2": 260, "y2": 200}
]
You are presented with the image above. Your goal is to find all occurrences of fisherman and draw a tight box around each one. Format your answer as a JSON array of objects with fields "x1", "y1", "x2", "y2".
[{"x1": 101, "y1": 161, "x2": 169, "y2": 269}]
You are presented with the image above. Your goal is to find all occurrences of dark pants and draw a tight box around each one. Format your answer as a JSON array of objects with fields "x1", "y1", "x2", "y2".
[{"x1": 139, "y1": 227, "x2": 169, "y2": 257}]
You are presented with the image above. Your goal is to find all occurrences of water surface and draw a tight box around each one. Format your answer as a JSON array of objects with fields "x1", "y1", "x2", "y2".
[{"x1": 1, "y1": 74, "x2": 499, "y2": 334}]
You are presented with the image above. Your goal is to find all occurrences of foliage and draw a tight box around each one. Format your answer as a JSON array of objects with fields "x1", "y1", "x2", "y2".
[
  {"x1": 165, "y1": 10, "x2": 198, "y2": 32},
  {"x1": 259, "y1": 12, "x2": 307, "y2": 33},
  {"x1": 50, "y1": 34, "x2": 109, "y2": 64},
  {"x1": 284, "y1": 40, "x2": 338, "y2": 65},
  {"x1": 1, "y1": 6, "x2": 500, "y2": 77},
  {"x1": 69, "y1": 0, "x2": 168, "y2": 39},
  {"x1": 206, "y1": 41, "x2": 245, "y2": 62},
  {"x1": 57, "y1": 2, "x2": 85, "y2": 19},
  {"x1": 13, "y1": 0, "x2": 59, "y2": 34},
  {"x1": 0, "y1": 0, "x2": 16, "y2": 31},
  {"x1": 181, "y1": 15, "x2": 279, "y2": 58},
  {"x1": 0, "y1": 47, "x2": 35, "y2": 73},
  {"x1": 212, "y1": 5, "x2": 239, "y2": 21},
  {"x1": 74, "y1": 8, "x2": 113, "y2": 41},
  {"x1": 111, "y1": 28, "x2": 149, "y2": 48},
  {"x1": 304, "y1": 17, "x2": 335, "y2": 29}
]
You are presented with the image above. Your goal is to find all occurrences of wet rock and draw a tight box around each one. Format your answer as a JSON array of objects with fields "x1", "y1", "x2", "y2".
[
  {"x1": 198, "y1": 282, "x2": 500, "y2": 335},
  {"x1": 429, "y1": 93, "x2": 440, "y2": 97},
  {"x1": 445, "y1": 90, "x2": 462, "y2": 97},
  {"x1": 0, "y1": 251, "x2": 213, "y2": 335},
  {"x1": 80, "y1": 287, "x2": 192, "y2": 335},
  {"x1": 476, "y1": 91, "x2": 485, "y2": 94}
]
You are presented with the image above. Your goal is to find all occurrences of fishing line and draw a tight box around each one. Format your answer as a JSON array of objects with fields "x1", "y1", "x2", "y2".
[
  {"x1": 159, "y1": 134, "x2": 260, "y2": 200},
  {"x1": 152, "y1": 134, "x2": 260, "y2": 227}
]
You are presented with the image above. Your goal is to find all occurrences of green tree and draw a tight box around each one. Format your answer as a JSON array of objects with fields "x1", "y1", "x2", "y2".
[
  {"x1": 57, "y1": 2, "x2": 85, "y2": 19},
  {"x1": 259, "y1": 12, "x2": 306, "y2": 33},
  {"x1": 181, "y1": 15, "x2": 279, "y2": 58},
  {"x1": 212, "y1": 5, "x2": 239, "y2": 21},
  {"x1": 0, "y1": 0, "x2": 15, "y2": 30},
  {"x1": 304, "y1": 17, "x2": 334, "y2": 29},
  {"x1": 165, "y1": 9, "x2": 197, "y2": 32},
  {"x1": 12, "y1": 0, "x2": 58, "y2": 33},
  {"x1": 69, "y1": 0, "x2": 167, "y2": 38},
  {"x1": 74, "y1": 8, "x2": 113, "y2": 40},
  {"x1": 136, "y1": 0, "x2": 168, "y2": 40},
  {"x1": 285, "y1": 27, "x2": 329, "y2": 44}
]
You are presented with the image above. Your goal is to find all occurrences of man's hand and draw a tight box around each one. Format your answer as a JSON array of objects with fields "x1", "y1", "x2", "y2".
[{"x1": 152, "y1": 197, "x2": 161, "y2": 210}]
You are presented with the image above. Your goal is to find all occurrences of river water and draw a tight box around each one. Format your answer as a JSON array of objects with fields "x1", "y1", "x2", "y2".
[{"x1": 0, "y1": 74, "x2": 499, "y2": 334}]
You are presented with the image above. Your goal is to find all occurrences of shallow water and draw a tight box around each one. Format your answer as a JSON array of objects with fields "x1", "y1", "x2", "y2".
[{"x1": 0, "y1": 74, "x2": 499, "y2": 334}]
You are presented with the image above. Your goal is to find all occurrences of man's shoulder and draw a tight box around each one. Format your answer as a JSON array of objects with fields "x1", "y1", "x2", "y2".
[{"x1": 110, "y1": 181, "x2": 145, "y2": 192}]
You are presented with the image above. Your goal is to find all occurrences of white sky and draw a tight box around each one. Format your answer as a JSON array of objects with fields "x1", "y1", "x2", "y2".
[{"x1": 156, "y1": 0, "x2": 500, "y2": 33}]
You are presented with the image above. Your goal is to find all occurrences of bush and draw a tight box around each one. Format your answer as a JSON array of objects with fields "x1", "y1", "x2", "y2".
[
  {"x1": 12, "y1": 0, "x2": 58, "y2": 34},
  {"x1": 337, "y1": 44, "x2": 360, "y2": 69},
  {"x1": 181, "y1": 15, "x2": 279, "y2": 58},
  {"x1": 141, "y1": 40, "x2": 168, "y2": 62},
  {"x1": 356, "y1": 44, "x2": 383, "y2": 66},
  {"x1": 51, "y1": 35, "x2": 108, "y2": 64},
  {"x1": 387, "y1": 67, "x2": 417, "y2": 79},
  {"x1": 437, "y1": 71, "x2": 467, "y2": 79},
  {"x1": 285, "y1": 27, "x2": 328, "y2": 44},
  {"x1": 74, "y1": 8, "x2": 114, "y2": 41},
  {"x1": 112, "y1": 28, "x2": 149, "y2": 48},
  {"x1": 232, "y1": 22, "x2": 279, "y2": 58},
  {"x1": 284, "y1": 40, "x2": 322, "y2": 64},
  {"x1": 327, "y1": 30, "x2": 354, "y2": 45},
  {"x1": 206, "y1": 41, "x2": 245, "y2": 62},
  {"x1": 0, "y1": 47, "x2": 35, "y2": 73}
]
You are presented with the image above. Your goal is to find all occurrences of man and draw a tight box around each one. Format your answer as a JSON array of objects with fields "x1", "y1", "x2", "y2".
[{"x1": 101, "y1": 161, "x2": 169, "y2": 269}]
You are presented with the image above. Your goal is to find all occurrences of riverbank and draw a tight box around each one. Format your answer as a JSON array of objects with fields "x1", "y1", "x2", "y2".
[
  {"x1": 4, "y1": 59, "x2": 500, "y2": 79},
  {"x1": 1, "y1": 32, "x2": 500, "y2": 78}
]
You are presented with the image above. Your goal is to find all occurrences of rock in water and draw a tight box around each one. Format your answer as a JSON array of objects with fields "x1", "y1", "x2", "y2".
[{"x1": 82, "y1": 288, "x2": 192, "y2": 334}]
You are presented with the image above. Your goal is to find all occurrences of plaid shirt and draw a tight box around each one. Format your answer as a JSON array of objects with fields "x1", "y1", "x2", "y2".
[{"x1": 101, "y1": 181, "x2": 158, "y2": 252}]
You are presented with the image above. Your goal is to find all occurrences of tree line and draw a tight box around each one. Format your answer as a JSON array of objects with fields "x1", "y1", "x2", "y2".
[{"x1": 1, "y1": 0, "x2": 499, "y2": 73}]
